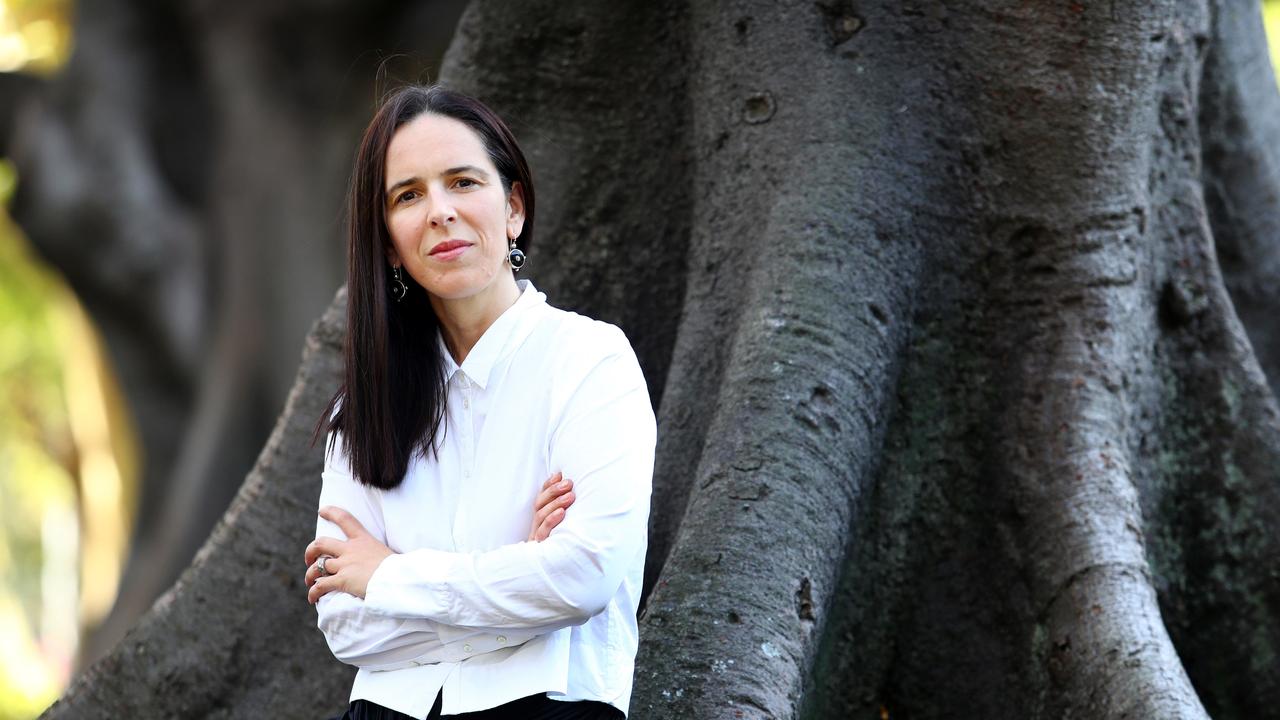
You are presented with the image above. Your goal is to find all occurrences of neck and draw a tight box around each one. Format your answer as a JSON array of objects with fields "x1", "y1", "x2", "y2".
[{"x1": 431, "y1": 276, "x2": 522, "y2": 365}]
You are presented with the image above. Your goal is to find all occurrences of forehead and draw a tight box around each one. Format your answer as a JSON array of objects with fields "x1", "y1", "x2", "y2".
[{"x1": 385, "y1": 113, "x2": 494, "y2": 181}]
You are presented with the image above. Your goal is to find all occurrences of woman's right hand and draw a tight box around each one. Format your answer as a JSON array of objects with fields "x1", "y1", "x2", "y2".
[{"x1": 528, "y1": 471, "x2": 575, "y2": 542}]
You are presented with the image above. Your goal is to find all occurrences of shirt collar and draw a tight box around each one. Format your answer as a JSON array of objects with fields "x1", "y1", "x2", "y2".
[{"x1": 437, "y1": 279, "x2": 545, "y2": 389}]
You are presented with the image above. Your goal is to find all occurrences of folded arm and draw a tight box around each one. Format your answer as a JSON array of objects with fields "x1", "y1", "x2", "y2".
[
  {"x1": 360, "y1": 347, "x2": 656, "y2": 632},
  {"x1": 310, "y1": 432, "x2": 578, "y2": 668},
  {"x1": 309, "y1": 438, "x2": 441, "y2": 669}
]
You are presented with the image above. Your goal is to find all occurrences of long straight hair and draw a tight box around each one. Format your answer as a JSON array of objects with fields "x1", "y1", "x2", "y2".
[{"x1": 316, "y1": 84, "x2": 536, "y2": 490}]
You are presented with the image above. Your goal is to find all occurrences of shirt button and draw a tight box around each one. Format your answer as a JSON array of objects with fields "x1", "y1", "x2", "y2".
[
  {"x1": 496, "y1": 636, "x2": 506, "y2": 644},
  {"x1": 463, "y1": 643, "x2": 473, "y2": 653}
]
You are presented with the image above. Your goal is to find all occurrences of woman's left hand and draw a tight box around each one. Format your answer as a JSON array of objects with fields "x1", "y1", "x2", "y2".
[{"x1": 304, "y1": 506, "x2": 394, "y2": 604}]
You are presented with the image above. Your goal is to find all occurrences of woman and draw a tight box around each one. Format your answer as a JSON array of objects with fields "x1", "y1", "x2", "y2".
[{"x1": 303, "y1": 85, "x2": 656, "y2": 720}]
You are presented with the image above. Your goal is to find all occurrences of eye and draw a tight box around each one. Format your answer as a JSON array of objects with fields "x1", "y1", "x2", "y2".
[
  {"x1": 454, "y1": 177, "x2": 477, "y2": 189},
  {"x1": 394, "y1": 190, "x2": 419, "y2": 204}
]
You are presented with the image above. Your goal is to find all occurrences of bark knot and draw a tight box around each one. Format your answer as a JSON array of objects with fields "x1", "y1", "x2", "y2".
[
  {"x1": 796, "y1": 577, "x2": 816, "y2": 621},
  {"x1": 815, "y1": 0, "x2": 863, "y2": 46},
  {"x1": 742, "y1": 92, "x2": 776, "y2": 125},
  {"x1": 1158, "y1": 276, "x2": 1206, "y2": 328}
]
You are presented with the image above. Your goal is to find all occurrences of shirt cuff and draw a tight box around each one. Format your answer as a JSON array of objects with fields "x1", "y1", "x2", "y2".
[{"x1": 363, "y1": 548, "x2": 458, "y2": 620}]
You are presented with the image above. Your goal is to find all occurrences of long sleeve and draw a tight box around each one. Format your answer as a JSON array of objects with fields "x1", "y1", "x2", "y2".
[
  {"x1": 361, "y1": 343, "x2": 656, "y2": 631},
  {"x1": 314, "y1": 431, "x2": 551, "y2": 669},
  {"x1": 314, "y1": 430, "x2": 452, "y2": 669}
]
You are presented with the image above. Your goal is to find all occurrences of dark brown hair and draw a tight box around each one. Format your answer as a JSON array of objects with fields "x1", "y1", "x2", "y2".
[{"x1": 316, "y1": 84, "x2": 536, "y2": 489}]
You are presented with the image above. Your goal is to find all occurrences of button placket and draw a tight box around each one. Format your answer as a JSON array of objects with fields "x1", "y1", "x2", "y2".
[
  {"x1": 453, "y1": 373, "x2": 476, "y2": 544},
  {"x1": 462, "y1": 376, "x2": 474, "y2": 480}
]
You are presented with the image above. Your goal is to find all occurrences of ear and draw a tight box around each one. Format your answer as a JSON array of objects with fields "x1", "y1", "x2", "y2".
[
  {"x1": 383, "y1": 243, "x2": 401, "y2": 267},
  {"x1": 506, "y1": 181, "x2": 526, "y2": 242}
]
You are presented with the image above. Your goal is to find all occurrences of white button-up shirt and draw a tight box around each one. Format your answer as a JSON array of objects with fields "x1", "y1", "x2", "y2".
[{"x1": 314, "y1": 280, "x2": 656, "y2": 719}]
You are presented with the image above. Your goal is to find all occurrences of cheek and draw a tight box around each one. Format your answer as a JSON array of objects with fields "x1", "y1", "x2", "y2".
[
  {"x1": 386, "y1": 215, "x2": 422, "y2": 257},
  {"x1": 489, "y1": 241, "x2": 508, "y2": 274},
  {"x1": 385, "y1": 217, "x2": 406, "y2": 246}
]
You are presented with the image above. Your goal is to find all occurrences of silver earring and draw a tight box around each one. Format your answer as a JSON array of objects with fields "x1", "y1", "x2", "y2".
[
  {"x1": 507, "y1": 238, "x2": 526, "y2": 272},
  {"x1": 390, "y1": 265, "x2": 408, "y2": 302}
]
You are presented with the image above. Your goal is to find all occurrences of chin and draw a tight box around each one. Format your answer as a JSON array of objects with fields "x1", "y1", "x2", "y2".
[
  {"x1": 422, "y1": 272, "x2": 489, "y2": 301},
  {"x1": 426, "y1": 285, "x2": 482, "y2": 302}
]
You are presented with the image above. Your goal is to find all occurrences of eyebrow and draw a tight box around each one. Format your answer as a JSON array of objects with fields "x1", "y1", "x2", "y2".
[{"x1": 386, "y1": 165, "x2": 491, "y2": 194}]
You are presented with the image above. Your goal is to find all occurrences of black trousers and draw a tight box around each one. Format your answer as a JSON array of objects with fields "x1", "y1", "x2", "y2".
[{"x1": 331, "y1": 692, "x2": 624, "y2": 720}]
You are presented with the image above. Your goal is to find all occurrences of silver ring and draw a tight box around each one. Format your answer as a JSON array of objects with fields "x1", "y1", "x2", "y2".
[{"x1": 317, "y1": 555, "x2": 330, "y2": 576}]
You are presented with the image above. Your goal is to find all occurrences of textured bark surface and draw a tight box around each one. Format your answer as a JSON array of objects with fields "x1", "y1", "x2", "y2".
[
  {"x1": 19, "y1": 0, "x2": 1280, "y2": 718},
  {"x1": 32, "y1": 294, "x2": 355, "y2": 719}
]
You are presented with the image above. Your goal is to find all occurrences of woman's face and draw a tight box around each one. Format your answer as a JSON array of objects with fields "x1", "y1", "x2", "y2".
[{"x1": 382, "y1": 112, "x2": 524, "y2": 303}]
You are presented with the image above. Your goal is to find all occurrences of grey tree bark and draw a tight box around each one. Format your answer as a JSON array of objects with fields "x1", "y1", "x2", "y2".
[{"x1": 18, "y1": 0, "x2": 1280, "y2": 718}]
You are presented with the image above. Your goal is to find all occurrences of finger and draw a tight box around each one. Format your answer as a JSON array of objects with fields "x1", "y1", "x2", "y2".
[
  {"x1": 308, "y1": 577, "x2": 325, "y2": 604},
  {"x1": 533, "y1": 508, "x2": 567, "y2": 542},
  {"x1": 534, "y1": 494, "x2": 573, "y2": 540},
  {"x1": 532, "y1": 487, "x2": 560, "y2": 519},
  {"x1": 319, "y1": 506, "x2": 368, "y2": 540},
  {"x1": 541, "y1": 471, "x2": 563, "y2": 490},
  {"x1": 539, "y1": 488, "x2": 577, "y2": 528},
  {"x1": 309, "y1": 574, "x2": 341, "y2": 605},
  {"x1": 544, "y1": 507, "x2": 568, "y2": 538},
  {"x1": 532, "y1": 511, "x2": 552, "y2": 541},
  {"x1": 533, "y1": 477, "x2": 573, "y2": 514},
  {"x1": 305, "y1": 561, "x2": 327, "y2": 589},
  {"x1": 532, "y1": 488, "x2": 571, "y2": 529},
  {"x1": 307, "y1": 553, "x2": 343, "y2": 587},
  {"x1": 305, "y1": 537, "x2": 344, "y2": 566},
  {"x1": 533, "y1": 474, "x2": 569, "y2": 511}
]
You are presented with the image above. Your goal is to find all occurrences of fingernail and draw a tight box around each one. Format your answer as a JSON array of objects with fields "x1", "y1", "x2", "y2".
[{"x1": 558, "y1": 480, "x2": 569, "y2": 489}]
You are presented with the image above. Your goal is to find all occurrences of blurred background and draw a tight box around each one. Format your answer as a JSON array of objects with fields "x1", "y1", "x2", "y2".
[
  {"x1": 0, "y1": 1, "x2": 1279, "y2": 718},
  {"x1": 0, "y1": 0, "x2": 468, "y2": 716}
]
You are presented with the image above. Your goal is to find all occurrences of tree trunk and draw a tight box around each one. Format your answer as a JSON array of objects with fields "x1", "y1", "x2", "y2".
[{"x1": 28, "y1": 0, "x2": 1280, "y2": 718}]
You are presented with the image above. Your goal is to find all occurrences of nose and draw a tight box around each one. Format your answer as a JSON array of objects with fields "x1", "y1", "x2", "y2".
[{"x1": 428, "y1": 195, "x2": 457, "y2": 228}]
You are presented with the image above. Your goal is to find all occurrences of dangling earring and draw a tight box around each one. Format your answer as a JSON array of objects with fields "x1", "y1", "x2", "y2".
[
  {"x1": 507, "y1": 237, "x2": 526, "y2": 272},
  {"x1": 390, "y1": 265, "x2": 408, "y2": 302}
]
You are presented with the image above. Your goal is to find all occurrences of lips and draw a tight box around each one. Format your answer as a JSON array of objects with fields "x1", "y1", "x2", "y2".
[
  {"x1": 430, "y1": 239, "x2": 472, "y2": 255},
  {"x1": 429, "y1": 240, "x2": 473, "y2": 260}
]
